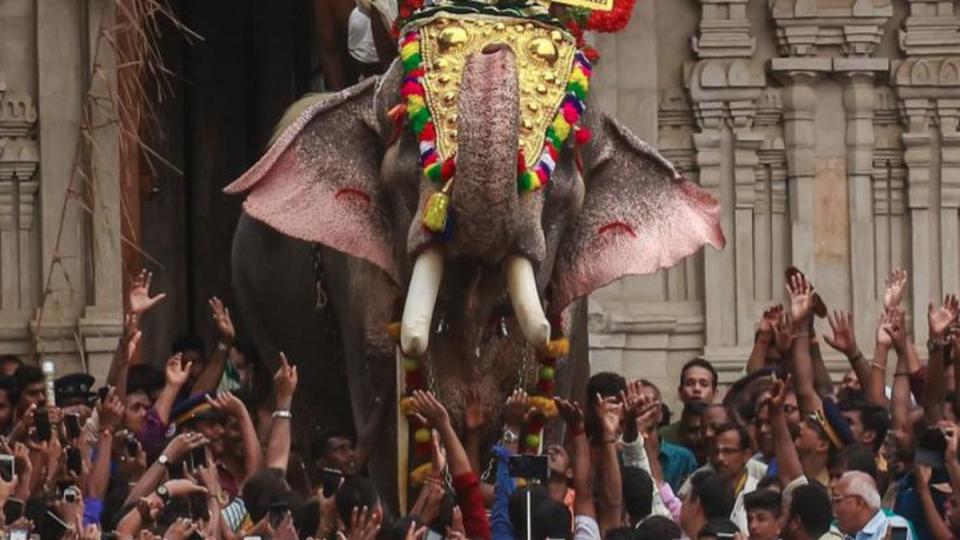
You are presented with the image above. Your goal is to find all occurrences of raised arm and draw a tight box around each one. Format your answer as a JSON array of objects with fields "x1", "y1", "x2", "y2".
[
  {"x1": 769, "y1": 377, "x2": 803, "y2": 485},
  {"x1": 462, "y1": 387, "x2": 487, "y2": 476},
  {"x1": 915, "y1": 463, "x2": 953, "y2": 540},
  {"x1": 824, "y1": 310, "x2": 879, "y2": 404},
  {"x1": 153, "y1": 353, "x2": 191, "y2": 425},
  {"x1": 594, "y1": 394, "x2": 624, "y2": 536},
  {"x1": 265, "y1": 353, "x2": 298, "y2": 472},
  {"x1": 888, "y1": 308, "x2": 913, "y2": 436},
  {"x1": 207, "y1": 392, "x2": 262, "y2": 482},
  {"x1": 923, "y1": 295, "x2": 958, "y2": 425},
  {"x1": 555, "y1": 398, "x2": 594, "y2": 520},
  {"x1": 108, "y1": 314, "x2": 141, "y2": 401},
  {"x1": 86, "y1": 390, "x2": 124, "y2": 500},
  {"x1": 192, "y1": 297, "x2": 235, "y2": 395},
  {"x1": 748, "y1": 305, "x2": 783, "y2": 374},
  {"x1": 787, "y1": 273, "x2": 822, "y2": 414}
]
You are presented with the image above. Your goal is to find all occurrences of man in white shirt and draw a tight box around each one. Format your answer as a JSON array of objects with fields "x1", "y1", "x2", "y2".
[{"x1": 832, "y1": 472, "x2": 914, "y2": 540}]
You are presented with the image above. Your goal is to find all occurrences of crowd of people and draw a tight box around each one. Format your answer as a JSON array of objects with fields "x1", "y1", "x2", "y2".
[{"x1": 0, "y1": 265, "x2": 956, "y2": 540}]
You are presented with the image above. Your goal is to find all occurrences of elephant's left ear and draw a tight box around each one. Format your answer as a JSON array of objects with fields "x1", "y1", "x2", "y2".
[
  {"x1": 225, "y1": 77, "x2": 400, "y2": 283},
  {"x1": 548, "y1": 112, "x2": 725, "y2": 315}
]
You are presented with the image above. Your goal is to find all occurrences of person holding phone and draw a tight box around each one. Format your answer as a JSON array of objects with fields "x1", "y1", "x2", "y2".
[{"x1": 832, "y1": 471, "x2": 915, "y2": 540}]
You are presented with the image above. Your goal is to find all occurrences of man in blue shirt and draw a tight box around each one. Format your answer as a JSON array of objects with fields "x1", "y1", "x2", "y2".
[{"x1": 639, "y1": 380, "x2": 699, "y2": 491}]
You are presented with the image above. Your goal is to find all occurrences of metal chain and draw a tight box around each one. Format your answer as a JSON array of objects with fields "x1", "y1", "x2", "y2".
[{"x1": 313, "y1": 245, "x2": 328, "y2": 310}]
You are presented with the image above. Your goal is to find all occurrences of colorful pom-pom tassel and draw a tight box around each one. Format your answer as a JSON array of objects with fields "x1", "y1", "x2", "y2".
[
  {"x1": 422, "y1": 190, "x2": 450, "y2": 233},
  {"x1": 574, "y1": 126, "x2": 592, "y2": 146}
]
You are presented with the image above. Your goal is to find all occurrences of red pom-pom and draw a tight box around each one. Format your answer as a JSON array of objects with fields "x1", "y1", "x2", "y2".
[
  {"x1": 517, "y1": 150, "x2": 527, "y2": 176},
  {"x1": 585, "y1": 0, "x2": 638, "y2": 33},
  {"x1": 562, "y1": 103, "x2": 579, "y2": 124},
  {"x1": 441, "y1": 156, "x2": 456, "y2": 180},
  {"x1": 583, "y1": 45, "x2": 600, "y2": 63},
  {"x1": 421, "y1": 122, "x2": 436, "y2": 141},
  {"x1": 574, "y1": 127, "x2": 592, "y2": 146}
]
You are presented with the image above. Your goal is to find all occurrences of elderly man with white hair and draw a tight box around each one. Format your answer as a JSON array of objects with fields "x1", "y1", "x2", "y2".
[{"x1": 832, "y1": 471, "x2": 915, "y2": 540}]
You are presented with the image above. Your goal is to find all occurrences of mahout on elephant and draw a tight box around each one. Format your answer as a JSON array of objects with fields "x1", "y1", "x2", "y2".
[{"x1": 226, "y1": 0, "x2": 724, "y2": 509}]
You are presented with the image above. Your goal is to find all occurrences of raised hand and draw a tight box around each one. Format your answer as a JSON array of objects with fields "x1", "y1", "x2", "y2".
[
  {"x1": 768, "y1": 374, "x2": 791, "y2": 409},
  {"x1": 824, "y1": 310, "x2": 858, "y2": 357},
  {"x1": 773, "y1": 311, "x2": 796, "y2": 355},
  {"x1": 447, "y1": 506, "x2": 466, "y2": 540},
  {"x1": 929, "y1": 294, "x2": 960, "y2": 340},
  {"x1": 595, "y1": 394, "x2": 623, "y2": 440},
  {"x1": 786, "y1": 273, "x2": 816, "y2": 327},
  {"x1": 209, "y1": 297, "x2": 235, "y2": 344},
  {"x1": 429, "y1": 431, "x2": 446, "y2": 474},
  {"x1": 759, "y1": 304, "x2": 784, "y2": 337},
  {"x1": 346, "y1": 506, "x2": 382, "y2": 540},
  {"x1": 409, "y1": 390, "x2": 450, "y2": 429},
  {"x1": 554, "y1": 397, "x2": 585, "y2": 432},
  {"x1": 98, "y1": 389, "x2": 125, "y2": 433},
  {"x1": 129, "y1": 270, "x2": 166, "y2": 315},
  {"x1": 205, "y1": 392, "x2": 246, "y2": 419},
  {"x1": 273, "y1": 353, "x2": 298, "y2": 408},
  {"x1": 463, "y1": 387, "x2": 487, "y2": 433},
  {"x1": 884, "y1": 268, "x2": 908, "y2": 310},
  {"x1": 164, "y1": 353, "x2": 191, "y2": 388},
  {"x1": 504, "y1": 388, "x2": 532, "y2": 431},
  {"x1": 161, "y1": 432, "x2": 209, "y2": 463}
]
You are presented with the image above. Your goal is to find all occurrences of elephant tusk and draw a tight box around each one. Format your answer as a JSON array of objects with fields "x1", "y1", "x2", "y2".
[
  {"x1": 505, "y1": 255, "x2": 551, "y2": 349},
  {"x1": 401, "y1": 247, "x2": 444, "y2": 357}
]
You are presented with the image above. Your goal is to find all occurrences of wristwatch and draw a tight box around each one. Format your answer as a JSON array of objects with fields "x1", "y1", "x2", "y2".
[
  {"x1": 157, "y1": 454, "x2": 170, "y2": 467},
  {"x1": 928, "y1": 338, "x2": 947, "y2": 353},
  {"x1": 502, "y1": 429, "x2": 519, "y2": 444},
  {"x1": 156, "y1": 485, "x2": 171, "y2": 504}
]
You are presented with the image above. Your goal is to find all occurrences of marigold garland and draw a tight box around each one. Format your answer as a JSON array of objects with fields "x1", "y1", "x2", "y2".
[{"x1": 520, "y1": 337, "x2": 569, "y2": 453}]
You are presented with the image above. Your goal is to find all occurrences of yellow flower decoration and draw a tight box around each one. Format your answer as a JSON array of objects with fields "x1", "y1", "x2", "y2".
[
  {"x1": 527, "y1": 396, "x2": 558, "y2": 418},
  {"x1": 400, "y1": 396, "x2": 417, "y2": 416},
  {"x1": 409, "y1": 463, "x2": 433, "y2": 486}
]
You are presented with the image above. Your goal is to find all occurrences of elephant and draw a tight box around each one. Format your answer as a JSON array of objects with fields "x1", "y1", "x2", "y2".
[{"x1": 225, "y1": 15, "x2": 724, "y2": 510}]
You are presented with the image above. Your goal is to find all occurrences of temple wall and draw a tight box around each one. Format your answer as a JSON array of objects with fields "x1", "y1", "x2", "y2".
[
  {"x1": 589, "y1": 0, "x2": 960, "y2": 411},
  {"x1": 1, "y1": 1, "x2": 959, "y2": 412}
]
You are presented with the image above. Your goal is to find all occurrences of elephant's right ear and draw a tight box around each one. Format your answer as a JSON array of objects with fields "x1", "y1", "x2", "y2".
[{"x1": 224, "y1": 77, "x2": 400, "y2": 283}]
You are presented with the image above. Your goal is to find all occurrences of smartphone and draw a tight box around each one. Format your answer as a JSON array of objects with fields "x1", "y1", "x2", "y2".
[
  {"x1": 321, "y1": 467, "x2": 343, "y2": 498},
  {"x1": 97, "y1": 386, "x2": 113, "y2": 402},
  {"x1": 9, "y1": 528, "x2": 27, "y2": 540},
  {"x1": 188, "y1": 445, "x2": 207, "y2": 471},
  {"x1": 4, "y1": 498, "x2": 24, "y2": 524},
  {"x1": 267, "y1": 501, "x2": 289, "y2": 528},
  {"x1": 0, "y1": 454, "x2": 14, "y2": 482},
  {"x1": 186, "y1": 532, "x2": 204, "y2": 540},
  {"x1": 891, "y1": 527, "x2": 908, "y2": 540},
  {"x1": 34, "y1": 407, "x2": 50, "y2": 442},
  {"x1": 125, "y1": 433, "x2": 140, "y2": 457},
  {"x1": 508, "y1": 454, "x2": 549, "y2": 482},
  {"x1": 66, "y1": 446, "x2": 82, "y2": 476},
  {"x1": 63, "y1": 486, "x2": 79, "y2": 504},
  {"x1": 425, "y1": 530, "x2": 444, "y2": 540},
  {"x1": 42, "y1": 510, "x2": 70, "y2": 540},
  {"x1": 64, "y1": 414, "x2": 81, "y2": 440}
]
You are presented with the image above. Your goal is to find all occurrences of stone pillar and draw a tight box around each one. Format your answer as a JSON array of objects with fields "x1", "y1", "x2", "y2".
[
  {"x1": 835, "y1": 59, "x2": 888, "y2": 346},
  {"x1": 938, "y1": 100, "x2": 960, "y2": 297},
  {"x1": 771, "y1": 61, "x2": 830, "y2": 276}
]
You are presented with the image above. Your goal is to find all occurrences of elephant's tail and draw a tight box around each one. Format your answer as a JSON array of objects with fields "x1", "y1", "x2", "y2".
[{"x1": 266, "y1": 92, "x2": 330, "y2": 149}]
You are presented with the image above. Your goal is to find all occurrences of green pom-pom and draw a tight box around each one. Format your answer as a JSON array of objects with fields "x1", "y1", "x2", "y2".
[
  {"x1": 539, "y1": 366, "x2": 555, "y2": 381},
  {"x1": 402, "y1": 53, "x2": 422, "y2": 71},
  {"x1": 415, "y1": 428, "x2": 432, "y2": 443},
  {"x1": 403, "y1": 358, "x2": 419, "y2": 372},
  {"x1": 525, "y1": 434, "x2": 540, "y2": 449}
]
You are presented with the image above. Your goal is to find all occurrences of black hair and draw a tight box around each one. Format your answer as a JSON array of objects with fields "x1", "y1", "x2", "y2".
[
  {"x1": 606, "y1": 527, "x2": 640, "y2": 540},
  {"x1": 829, "y1": 444, "x2": 878, "y2": 482},
  {"x1": 335, "y1": 476, "x2": 380, "y2": 531},
  {"x1": 743, "y1": 489, "x2": 781, "y2": 516},
  {"x1": 698, "y1": 518, "x2": 740, "y2": 539},
  {"x1": 635, "y1": 515, "x2": 682, "y2": 540},
  {"x1": 296, "y1": 497, "x2": 321, "y2": 540},
  {"x1": 586, "y1": 372, "x2": 627, "y2": 404},
  {"x1": 788, "y1": 483, "x2": 833, "y2": 538},
  {"x1": 312, "y1": 428, "x2": 356, "y2": 463},
  {"x1": 241, "y1": 468, "x2": 298, "y2": 523},
  {"x1": 690, "y1": 470, "x2": 735, "y2": 521},
  {"x1": 714, "y1": 422, "x2": 751, "y2": 451},
  {"x1": 0, "y1": 355, "x2": 22, "y2": 370},
  {"x1": 756, "y1": 475, "x2": 783, "y2": 493},
  {"x1": 859, "y1": 405, "x2": 890, "y2": 453},
  {"x1": 622, "y1": 466, "x2": 655, "y2": 525},
  {"x1": 508, "y1": 485, "x2": 572, "y2": 540},
  {"x1": 126, "y1": 364, "x2": 164, "y2": 397},
  {"x1": 0, "y1": 375, "x2": 15, "y2": 400},
  {"x1": 680, "y1": 358, "x2": 719, "y2": 389},
  {"x1": 172, "y1": 334, "x2": 205, "y2": 355},
  {"x1": 12, "y1": 365, "x2": 43, "y2": 403}
]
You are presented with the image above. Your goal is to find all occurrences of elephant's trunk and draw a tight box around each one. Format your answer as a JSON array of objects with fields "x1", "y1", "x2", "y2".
[{"x1": 451, "y1": 44, "x2": 520, "y2": 262}]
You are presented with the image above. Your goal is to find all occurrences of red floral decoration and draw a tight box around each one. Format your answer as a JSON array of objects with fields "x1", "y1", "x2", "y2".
[{"x1": 584, "y1": 0, "x2": 638, "y2": 33}]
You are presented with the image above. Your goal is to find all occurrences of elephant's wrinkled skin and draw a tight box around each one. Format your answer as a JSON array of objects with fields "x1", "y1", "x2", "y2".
[{"x1": 227, "y1": 47, "x2": 724, "y2": 509}]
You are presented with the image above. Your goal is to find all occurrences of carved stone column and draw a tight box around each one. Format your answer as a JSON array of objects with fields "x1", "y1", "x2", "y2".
[
  {"x1": 771, "y1": 60, "x2": 830, "y2": 275},
  {"x1": 891, "y1": 0, "x2": 960, "y2": 343},
  {"x1": 836, "y1": 58, "x2": 888, "y2": 346}
]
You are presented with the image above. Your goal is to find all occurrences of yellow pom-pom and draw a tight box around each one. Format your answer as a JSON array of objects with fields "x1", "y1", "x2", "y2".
[
  {"x1": 400, "y1": 397, "x2": 417, "y2": 415},
  {"x1": 385, "y1": 322, "x2": 401, "y2": 340},
  {"x1": 421, "y1": 191, "x2": 450, "y2": 232},
  {"x1": 527, "y1": 396, "x2": 559, "y2": 418},
  {"x1": 409, "y1": 463, "x2": 433, "y2": 486},
  {"x1": 543, "y1": 338, "x2": 569, "y2": 358}
]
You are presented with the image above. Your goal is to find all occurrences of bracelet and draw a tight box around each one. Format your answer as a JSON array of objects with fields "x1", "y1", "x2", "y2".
[
  {"x1": 871, "y1": 362, "x2": 886, "y2": 370},
  {"x1": 602, "y1": 438, "x2": 618, "y2": 444},
  {"x1": 272, "y1": 410, "x2": 292, "y2": 419},
  {"x1": 850, "y1": 351, "x2": 865, "y2": 364}
]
